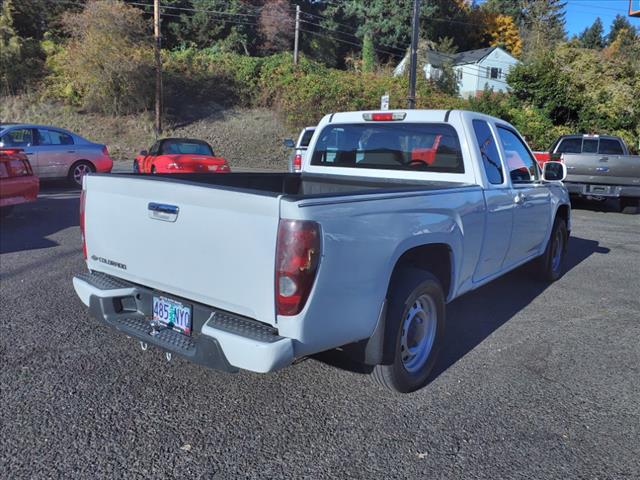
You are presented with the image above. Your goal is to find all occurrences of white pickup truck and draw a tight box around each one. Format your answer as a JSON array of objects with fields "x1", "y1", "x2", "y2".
[{"x1": 73, "y1": 110, "x2": 571, "y2": 392}]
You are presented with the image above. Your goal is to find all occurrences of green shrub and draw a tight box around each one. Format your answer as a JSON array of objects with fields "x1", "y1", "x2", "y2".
[{"x1": 45, "y1": 0, "x2": 153, "y2": 115}]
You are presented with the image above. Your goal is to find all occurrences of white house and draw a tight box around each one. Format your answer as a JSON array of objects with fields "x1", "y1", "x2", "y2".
[{"x1": 394, "y1": 46, "x2": 520, "y2": 98}]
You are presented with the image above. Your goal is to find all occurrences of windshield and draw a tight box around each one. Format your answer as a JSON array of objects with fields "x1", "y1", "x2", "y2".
[
  {"x1": 160, "y1": 140, "x2": 213, "y2": 156},
  {"x1": 310, "y1": 123, "x2": 464, "y2": 173}
]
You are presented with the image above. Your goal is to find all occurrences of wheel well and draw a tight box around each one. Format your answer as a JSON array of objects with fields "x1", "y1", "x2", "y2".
[
  {"x1": 69, "y1": 159, "x2": 94, "y2": 172},
  {"x1": 391, "y1": 244, "x2": 452, "y2": 299},
  {"x1": 556, "y1": 204, "x2": 569, "y2": 225}
]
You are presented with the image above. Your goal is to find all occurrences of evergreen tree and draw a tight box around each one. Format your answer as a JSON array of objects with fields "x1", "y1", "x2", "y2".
[
  {"x1": 579, "y1": 17, "x2": 605, "y2": 49},
  {"x1": 361, "y1": 31, "x2": 376, "y2": 72},
  {"x1": 521, "y1": 0, "x2": 567, "y2": 58},
  {"x1": 608, "y1": 14, "x2": 637, "y2": 45}
]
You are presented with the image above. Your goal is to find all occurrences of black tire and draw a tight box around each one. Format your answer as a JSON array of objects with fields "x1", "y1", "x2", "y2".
[
  {"x1": 372, "y1": 268, "x2": 446, "y2": 393},
  {"x1": 0, "y1": 205, "x2": 14, "y2": 218},
  {"x1": 620, "y1": 197, "x2": 639, "y2": 215},
  {"x1": 68, "y1": 160, "x2": 95, "y2": 187},
  {"x1": 535, "y1": 216, "x2": 568, "y2": 282},
  {"x1": 133, "y1": 160, "x2": 140, "y2": 173}
]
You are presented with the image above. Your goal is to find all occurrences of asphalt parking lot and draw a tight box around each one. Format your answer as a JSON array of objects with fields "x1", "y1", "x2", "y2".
[{"x1": 1, "y1": 182, "x2": 639, "y2": 479}]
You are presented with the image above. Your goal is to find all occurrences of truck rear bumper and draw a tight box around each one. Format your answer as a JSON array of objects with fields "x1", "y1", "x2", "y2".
[
  {"x1": 565, "y1": 182, "x2": 640, "y2": 198},
  {"x1": 73, "y1": 272, "x2": 294, "y2": 373}
]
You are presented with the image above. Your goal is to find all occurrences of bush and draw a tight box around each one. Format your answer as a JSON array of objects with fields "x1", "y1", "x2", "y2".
[{"x1": 46, "y1": 0, "x2": 154, "y2": 115}]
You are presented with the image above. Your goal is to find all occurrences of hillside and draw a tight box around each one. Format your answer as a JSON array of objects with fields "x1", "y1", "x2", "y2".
[{"x1": 1, "y1": 96, "x2": 293, "y2": 171}]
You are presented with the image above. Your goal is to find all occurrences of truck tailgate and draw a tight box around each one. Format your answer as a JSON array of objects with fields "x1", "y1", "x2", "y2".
[
  {"x1": 564, "y1": 153, "x2": 640, "y2": 186},
  {"x1": 83, "y1": 175, "x2": 280, "y2": 325}
]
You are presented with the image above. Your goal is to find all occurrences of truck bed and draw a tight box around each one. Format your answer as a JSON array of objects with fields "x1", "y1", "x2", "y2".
[{"x1": 110, "y1": 172, "x2": 472, "y2": 199}]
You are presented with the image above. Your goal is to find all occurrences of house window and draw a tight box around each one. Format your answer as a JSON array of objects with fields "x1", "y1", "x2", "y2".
[{"x1": 486, "y1": 67, "x2": 501, "y2": 79}]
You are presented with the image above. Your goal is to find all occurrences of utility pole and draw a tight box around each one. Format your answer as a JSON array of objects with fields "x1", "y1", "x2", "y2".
[
  {"x1": 294, "y1": 4, "x2": 300, "y2": 65},
  {"x1": 154, "y1": 0, "x2": 163, "y2": 134},
  {"x1": 407, "y1": 0, "x2": 420, "y2": 109}
]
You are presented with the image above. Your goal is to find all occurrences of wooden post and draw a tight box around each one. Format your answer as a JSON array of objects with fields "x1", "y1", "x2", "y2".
[
  {"x1": 407, "y1": 0, "x2": 420, "y2": 109},
  {"x1": 154, "y1": 0, "x2": 162, "y2": 134},
  {"x1": 294, "y1": 5, "x2": 300, "y2": 65}
]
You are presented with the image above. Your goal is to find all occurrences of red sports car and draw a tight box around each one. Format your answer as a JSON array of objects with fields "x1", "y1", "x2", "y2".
[
  {"x1": 133, "y1": 138, "x2": 230, "y2": 174},
  {"x1": 0, "y1": 148, "x2": 39, "y2": 217}
]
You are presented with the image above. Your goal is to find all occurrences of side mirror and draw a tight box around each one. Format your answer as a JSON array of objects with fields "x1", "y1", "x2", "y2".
[
  {"x1": 542, "y1": 161, "x2": 566, "y2": 182},
  {"x1": 139, "y1": 150, "x2": 148, "y2": 156},
  {"x1": 283, "y1": 138, "x2": 295, "y2": 149}
]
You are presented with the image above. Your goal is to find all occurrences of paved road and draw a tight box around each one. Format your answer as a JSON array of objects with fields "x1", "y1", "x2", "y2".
[{"x1": 1, "y1": 183, "x2": 639, "y2": 479}]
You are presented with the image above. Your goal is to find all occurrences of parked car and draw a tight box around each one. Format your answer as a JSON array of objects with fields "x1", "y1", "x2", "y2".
[
  {"x1": 0, "y1": 124, "x2": 112, "y2": 187},
  {"x1": 73, "y1": 109, "x2": 570, "y2": 393},
  {"x1": 284, "y1": 126, "x2": 315, "y2": 172},
  {"x1": 0, "y1": 148, "x2": 39, "y2": 217},
  {"x1": 134, "y1": 138, "x2": 230, "y2": 174},
  {"x1": 534, "y1": 134, "x2": 640, "y2": 213}
]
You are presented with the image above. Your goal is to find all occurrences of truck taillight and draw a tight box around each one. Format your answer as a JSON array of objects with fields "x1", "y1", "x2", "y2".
[
  {"x1": 275, "y1": 219, "x2": 321, "y2": 316},
  {"x1": 293, "y1": 154, "x2": 302, "y2": 172},
  {"x1": 80, "y1": 188, "x2": 87, "y2": 260}
]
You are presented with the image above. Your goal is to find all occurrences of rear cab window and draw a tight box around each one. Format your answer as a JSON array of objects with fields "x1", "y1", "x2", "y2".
[
  {"x1": 598, "y1": 138, "x2": 624, "y2": 155},
  {"x1": 310, "y1": 123, "x2": 464, "y2": 173}
]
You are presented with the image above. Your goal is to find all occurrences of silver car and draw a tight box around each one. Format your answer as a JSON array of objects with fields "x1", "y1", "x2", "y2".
[{"x1": 0, "y1": 124, "x2": 113, "y2": 186}]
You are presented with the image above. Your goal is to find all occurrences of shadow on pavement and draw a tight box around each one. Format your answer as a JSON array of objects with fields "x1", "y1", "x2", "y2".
[
  {"x1": 0, "y1": 181, "x2": 80, "y2": 254},
  {"x1": 312, "y1": 236, "x2": 610, "y2": 381}
]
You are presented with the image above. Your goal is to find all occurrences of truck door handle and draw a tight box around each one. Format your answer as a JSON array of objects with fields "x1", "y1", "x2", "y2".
[
  {"x1": 24, "y1": 152, "x2": 34, "y2": 155},
  {"x1": 514, "y1": 193, "x2": 526, "y2": 204}
]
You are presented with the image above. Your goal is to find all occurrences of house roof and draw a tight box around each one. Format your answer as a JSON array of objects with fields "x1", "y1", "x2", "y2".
[
  {"x1": 394, "y1": 45, "x2": 516, "y2": 76},
  {"x1": 451, "y1": 46, "x2": 497, "y2": 65}
]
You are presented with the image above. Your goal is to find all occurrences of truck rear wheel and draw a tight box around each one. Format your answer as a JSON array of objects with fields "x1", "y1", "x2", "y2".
[
  {"x1": 620, "y1": 198, "x2": 639, "y2": 215},
  {"x1": 372, "y1": 268, "x2": 445, "y2": 393}
]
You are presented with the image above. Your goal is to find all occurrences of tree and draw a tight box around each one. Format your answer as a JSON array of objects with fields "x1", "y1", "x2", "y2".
[
  {"x1": 608, "y1": 14, "x2": 637, "y2": 45},
  {"x1": 0, "y1": 0, "x2": 45, "y2": 94},
  {"x1": 579, "y1": 17, "x2": 605, "y2": 49},
  {"x1": 258, "y1": 0, "x2": 294, "y2": 54},
  {"x1": 521, "y1": 0, "x2": 567, "y2": 58},
  {"x1": 168, "y1": 0, "x2": 260, "y2": 54},
  {"x1": 361, "y1": 32, "x2": 376, "y2": 72},
  {"x1": 54, "y1": 0, "x2": 154, "y2": 114},
  {"x1": 484, "y1": 13, "x2": 522, "y2": 57}
]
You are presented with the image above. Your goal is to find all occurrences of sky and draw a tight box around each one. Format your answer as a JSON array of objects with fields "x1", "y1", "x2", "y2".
[{"x1": 564, "y1": 0, "x2": 640, "y2": 36}]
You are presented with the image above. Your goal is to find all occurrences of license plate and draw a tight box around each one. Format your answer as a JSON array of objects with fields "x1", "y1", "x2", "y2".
[
  {"x1": 152, "y1": 296, "x2": 192, "y2": 335},
  {"x1": 589, "y1": 185, "x2": 611, "y2": 194}
]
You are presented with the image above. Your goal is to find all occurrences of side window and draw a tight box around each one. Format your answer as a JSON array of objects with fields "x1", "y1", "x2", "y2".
[
  {"x1": 582, "y1": 138, "x2": 598, "y2": 153},
  {"x1": 556, "y1": 138, "x2": 582, "y2": 153},
  {"x1": 149, "y1": 142, "x2": 160, "y2": 155},
  {"x1": 37, "y1": 129, "x2": 74, "y2": 146},
  {"x1": 472, "y1": 120, "x2": 503, "y2": 185},
  {"x1": 497, "y1": 127, "x2": 539, "y2": 184},
  {"x1": 598, "y1": 139, "x2": 624, "y2": 155},
  {"x1": 0, "y1": 128, "x2": 33, "y2": 147}
]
